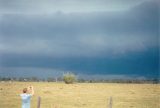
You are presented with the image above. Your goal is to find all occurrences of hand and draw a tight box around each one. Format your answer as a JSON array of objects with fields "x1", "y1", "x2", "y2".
[
  {"x1": 30, "y1": 86, "x2": 33, "y2": 89},
  {"x1": 28, "y1": 86, "x2": 33, "y2": 89}
]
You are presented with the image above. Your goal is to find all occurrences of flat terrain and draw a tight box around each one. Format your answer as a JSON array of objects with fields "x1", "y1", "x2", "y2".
[{"x1": 0, "y1": 82, "x2": 159, "y2": 108}]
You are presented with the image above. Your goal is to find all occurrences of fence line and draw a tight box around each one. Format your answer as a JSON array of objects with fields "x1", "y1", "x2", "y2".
[
  {"x1": 108, "y1": 96, "x2": 112, "y2": 108},
  {"x1": 37, "y1": 96, "x2": 41, "y2": 108},
  {"x1": 36, "y1": 96, "x2": 113, "y2": 108}
]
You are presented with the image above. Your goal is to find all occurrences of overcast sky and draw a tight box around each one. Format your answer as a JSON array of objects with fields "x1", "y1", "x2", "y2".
[{"x1": 0, "y1": 0, "x2": 159, "y2": 79}]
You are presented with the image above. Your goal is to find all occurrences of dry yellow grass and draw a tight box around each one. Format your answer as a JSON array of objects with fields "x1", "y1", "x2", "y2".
[{"x1": 0, "y1": 82, "x2": 159, "y2": 108}]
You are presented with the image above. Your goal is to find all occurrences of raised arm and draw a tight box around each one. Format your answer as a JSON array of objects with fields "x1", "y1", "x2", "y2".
[
  {"x1": 30, "y1": 86, "x2": 34, "y2": 96},
  {"x1": 28, "y1": 86, "x2": 34, "y2": 96}
]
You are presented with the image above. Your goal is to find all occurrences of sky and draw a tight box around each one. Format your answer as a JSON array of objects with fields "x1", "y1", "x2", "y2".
[{"x1": 0, "y1": 0, "x2": 159, "y2": 79}]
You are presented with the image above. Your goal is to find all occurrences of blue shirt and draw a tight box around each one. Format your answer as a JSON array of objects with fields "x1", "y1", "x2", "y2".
[{"x1": 20, "y1": 94, "x2": 32, "y2": 108}]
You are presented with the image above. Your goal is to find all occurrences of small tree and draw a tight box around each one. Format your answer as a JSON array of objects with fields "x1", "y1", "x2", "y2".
[{"x1": 63, "y1": 72, "x2": 76, "y2": 84}]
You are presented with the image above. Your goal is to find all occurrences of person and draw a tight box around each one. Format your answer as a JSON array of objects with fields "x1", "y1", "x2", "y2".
[{"x1": 20, "y1": 86, "x2": 34, "y2": 108}]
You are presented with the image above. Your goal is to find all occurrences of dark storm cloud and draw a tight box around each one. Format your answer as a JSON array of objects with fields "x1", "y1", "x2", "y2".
[
  {"x1": 0, "y1": 0, "x2": 158, "y2": 57},
  {"x1": 0, "y1": 0, "x2": 159, "y2": 78}
]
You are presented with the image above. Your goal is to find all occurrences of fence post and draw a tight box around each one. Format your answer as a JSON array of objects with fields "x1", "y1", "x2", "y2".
[
  {"x1": 37, "y1": 96, "x2": 41, "y2": 108},
  {"x1": 108, "y1": 96, "x2": 112, "y2": 108}
]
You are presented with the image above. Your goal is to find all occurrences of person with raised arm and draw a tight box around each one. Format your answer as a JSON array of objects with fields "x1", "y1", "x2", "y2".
[{"x1": 20, "y1": 86, "x2": 34, "y2": 108}]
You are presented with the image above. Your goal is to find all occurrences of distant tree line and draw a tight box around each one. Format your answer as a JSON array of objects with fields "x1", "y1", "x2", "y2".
[
  {"x1": 0, "y1": 76, "x2": 159, "y2": 84},
  {"x1": 78, "y1": 78, "x2": 159, "y2": 84},
  {"x1": 0, "y1": 77, "x2": 63, "y2": 82}
]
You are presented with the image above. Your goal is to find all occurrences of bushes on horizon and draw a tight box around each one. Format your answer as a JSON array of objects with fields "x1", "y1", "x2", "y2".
[{"x1": 63, "y1": 73, "x2": 76, "y2": 84}]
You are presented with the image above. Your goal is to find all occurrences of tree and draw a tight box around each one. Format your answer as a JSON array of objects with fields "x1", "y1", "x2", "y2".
[{"x1": 63, "y1": 72, "x2": 76, "y2": 84}]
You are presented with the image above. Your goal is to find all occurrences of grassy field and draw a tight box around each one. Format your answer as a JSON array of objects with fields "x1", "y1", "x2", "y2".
[{"x1": 0, "y1": 82, "x2": 159, "y2": 108}]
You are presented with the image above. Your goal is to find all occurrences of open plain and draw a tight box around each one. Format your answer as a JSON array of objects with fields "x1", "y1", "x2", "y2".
[{"x1": 0, "y1": 82, "x2": 159, "y2": 108}]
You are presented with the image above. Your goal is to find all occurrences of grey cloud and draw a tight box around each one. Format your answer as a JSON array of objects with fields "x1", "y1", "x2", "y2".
[
  {"x1": 0, "y1": 0, "x2": 159, "y2": 79},
  {"x1": 0, "y1": 0, "x2": 147, "y2": 14},
  {"x1": 0, "y1": 67, "x2": 64, "y2": 78},
  {"x1": 0, "y1": 0, "x2": 158, "y2": 58}
]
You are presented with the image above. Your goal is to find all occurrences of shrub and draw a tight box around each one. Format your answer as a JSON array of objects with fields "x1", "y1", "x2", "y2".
[{"x1": 63, "y1": 73, "x2": 76, "y2": 84}]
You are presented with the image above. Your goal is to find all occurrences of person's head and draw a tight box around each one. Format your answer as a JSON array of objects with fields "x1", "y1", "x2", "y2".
[{"x1": 23, "y1": 88, "x2": 28, "y2": 93}]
